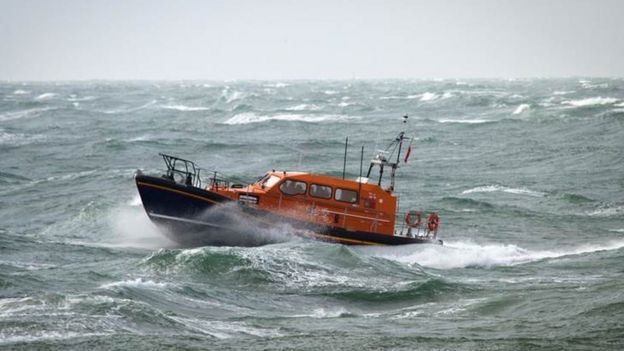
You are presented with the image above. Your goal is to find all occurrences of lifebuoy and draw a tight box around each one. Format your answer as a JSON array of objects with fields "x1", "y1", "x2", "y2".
[
  {"x1": 427, "y1": 212, "x2": 440, "y2": 232},
  {"x1": 404, "y1": 210, "x2": 422, "y2": 228}
]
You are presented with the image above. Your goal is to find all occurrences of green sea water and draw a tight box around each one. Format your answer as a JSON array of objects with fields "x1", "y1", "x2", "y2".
[{"x1": 1, "y1": 79, "x2": 623, "y2": 350}]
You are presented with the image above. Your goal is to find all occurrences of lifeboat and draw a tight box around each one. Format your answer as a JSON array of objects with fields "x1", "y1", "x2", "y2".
[{"x1": 135, "y1": 121, "x2": 443, "y2": 247}]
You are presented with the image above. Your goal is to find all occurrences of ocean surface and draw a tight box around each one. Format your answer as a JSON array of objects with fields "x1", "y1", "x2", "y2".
[{"x1": 1, "y1": 78, "x2": 623, "y2": 350}]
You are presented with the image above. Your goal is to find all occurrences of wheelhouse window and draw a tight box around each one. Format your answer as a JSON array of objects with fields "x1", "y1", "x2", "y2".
[
  {"x1": 279, "y1": 180, "x2": 307, "y2": 195},
  {"x1": 310, "y1": 184, "x2": 332, "y2": 199},
  {"x1": 335, "y1": 188, "x2": 358, "y2": 203},
  {"x1": 261, "y1": 175, "x2": 281, "y2": 189}
]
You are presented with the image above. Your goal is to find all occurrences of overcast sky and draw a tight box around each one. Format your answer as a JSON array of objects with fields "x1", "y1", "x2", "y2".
[{"x1": 1, "y1": 0, "x2": 623, "y2": 80}]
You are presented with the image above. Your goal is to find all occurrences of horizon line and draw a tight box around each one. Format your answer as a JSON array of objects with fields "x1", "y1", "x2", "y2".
[{"x1": 2, "y1": 75, "x2": 623, "y2": 83}]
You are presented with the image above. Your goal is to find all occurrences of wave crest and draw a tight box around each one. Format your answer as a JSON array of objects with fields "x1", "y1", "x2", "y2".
[
  {"x1": 563, "y1": 97, "x2": 618, "y2": 107},
  {"x1": 513, "y1": 103, "x2": 530, "y2": 115},
  {"x1": 365, "y1": 240, "x2": 624, "y2": 269},
  {"x1": 462, "y1": 185, "x2": 545, "y2": 197},
  {"x1": 223, "y1": 112, "x2": 358, "y2": 125},
  {"x1": 160, "y1": 105, "x2": 211, "y2": 112}
]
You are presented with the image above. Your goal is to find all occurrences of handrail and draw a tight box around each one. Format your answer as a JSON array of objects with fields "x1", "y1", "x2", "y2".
[
  {"x1": 159, "y1": 153, "x2": 237, "y2": 189},
  {"x1": 159, "y1": 153, "x2": 203, "y2": 188}
]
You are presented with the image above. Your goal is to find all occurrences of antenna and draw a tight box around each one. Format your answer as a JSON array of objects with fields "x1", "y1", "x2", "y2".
[
  {"x1": 358, "y1": 145, "x2": 364, "y2": 196},
  {"x1": 342, "y1": 137, "x2": 348, "y2": 179}
]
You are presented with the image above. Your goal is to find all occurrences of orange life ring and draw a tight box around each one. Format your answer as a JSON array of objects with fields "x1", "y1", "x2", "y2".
[
  {"x1": 404, "y1": 211, "x2": 422, "y2": 228},
  {"x1": 427, "y1": 212, "x2": 440, "y2": 232}
]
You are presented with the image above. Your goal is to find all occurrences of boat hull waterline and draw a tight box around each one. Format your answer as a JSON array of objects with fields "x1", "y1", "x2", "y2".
[{"x1": 136, "y1": 173, "x2": 442, "y2": 247}]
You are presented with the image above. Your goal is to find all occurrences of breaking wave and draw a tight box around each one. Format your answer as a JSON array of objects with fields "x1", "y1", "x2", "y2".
[
  {"x1": 160, "y1": 104, "x2": 211, "y2": 111},
  {"x1": 35, "y1": 93, "x2": 57, "y2": 100},
  {"x1": 100, "y1": 278, "x2": 170, "y2": 290},
  {"x1": 285, "y1": 104, "x2": 321, "y2": 111},
  {"x1": 586, "y1": 204, "x2": 624, "y2": 217},
  {"x1": 223, "y1": 112, "x2": 358, "y2": 125},
  {"x1": 513, "y1": 103, "x2": 530, "y2": 114},
  {"x1": 0, "y1": 107, "x2": 54, "y2": 122},
  {"x1": 438, "y1": 119, "x2": 491, "y2": 124},
  {"x1": 462, "y1": 185, "x2": 545, "y2": 197},
  {"x1": 363, "y1": 240, "x2": 624, "y2": 269},
  {"x1": 101, "y1": 100, "x2": 157, "y2": 114},
  {"x1": 562, "y1": 97, "x2": 618, "y2": 107}
]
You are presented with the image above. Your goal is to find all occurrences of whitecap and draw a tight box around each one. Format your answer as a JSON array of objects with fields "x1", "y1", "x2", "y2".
[
  {"x1": 420, "y1": 92, "x2": 438, "y2": 101},
  {"x1": 553, "y1": 90, "x2": 574, "y2": 95},
  {"x1": 35, "y1": 92, "x2": 57, "y2": 100},
  {"x1": 67, "y1": 95, "x2": 96, "y2": 102},
  {"x1": 587, "y1": 205, "x2": 624, "y2": 217},
  {"x1": 100, "y1": 278, "x2": 169, "y2": 290},
  {"x1": 0, "y1": 107, "x2": 53, "y2": 121},
  {"x1": 285, "y1": 104, "x2": 320, "y2": 111},
  {"x1": 127, "y1": 135, "x2": 150, "y2": 142},
  {"x1": 160, "y1": 104, "x2": 211, "y2": 112},
  {"x1": 462, "y1": 185, "x2": 545, "y2": 197},
  {"x1": 364, "y1": 240, "x2": 624, "y2": 269},
  {"x1": 0, "y1": 331, "x2": 110, "y2": 345},
  {"x1": 219, "y1": 88, "x2": 244, "y2": 103},
  {"x1": 562, "y1": 97, "x2": 618, "y2": 107},
  {"x1": 292, "y1": 307, "x2": 352, "y2": 318},
  {"x1": 170, "y1": 317, "x2": 281, "y2": 338},
  {"x1": 264, "y1": 82, "x2": 289, "y2": 88},
  {"x1": 12, "y1": 89, "x2": 30, "y2": 95},
  {"x1": 223, "y1": 112, "x2": 358, "y2": 125},
  {"x1": 44, "y1": 170, "x2": 97, "y2": 182},
  {"x1": 0, "y1": 260, "x2": 55, "y2": 270},
  {"x1": 323, "y1": 90, "x2": 338, "y2": 95},
  {"x1": 0, "y1": 130, "x2": 23, "y2": 145},
  {"x1": 379, "y1": 95, "x2": 419, "y2": 100},
  {"x1": 512, "y1": 103, "x2": 530, "y2": 115},
  {"x1": 437, "y1": 119, "x2": 490, "y2": 124},
  {"x1": 101, "y1": 100, "x2": 156, "y2": 114}
]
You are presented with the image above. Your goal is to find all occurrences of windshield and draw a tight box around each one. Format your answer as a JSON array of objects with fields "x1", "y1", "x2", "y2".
[{"x1": 262, "y1": 175, "x2": 281, "y2": 189}]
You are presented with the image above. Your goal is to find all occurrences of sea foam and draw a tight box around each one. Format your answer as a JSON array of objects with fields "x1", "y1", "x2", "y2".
[
  {"x1": 512, "y1": 103, "x2": 530, "y2": 115},
  {"x1": 462, "y1": 185, "x2": 545, "y2": 197},
  {"x1": 438, "y1": 119, "x2": 490, "y2": 124},
  {"x1": 285, "y1": 104, "x2": 321, "y2": 111},
  {"x1": 0, "y1": 107, "x2": 53, "y2": 122},
  {"x1": 100, "y1": 278, "x2": 169, "y2": 290},
  {"x1": 223, "y1": 112, "x2": 358, "y2": 125},
  {"x1": 161, "y1": 104, "x2": 211, "y2": 111},
  {"x1": 562, "y1": 97, "x2": 618, "y2": 107},
  {"x1": 35, "y1": 93, "x2": 57, "y2": 100},
  {"x1": 365, "y1": 240, "x2": 624, "y2": 269}
]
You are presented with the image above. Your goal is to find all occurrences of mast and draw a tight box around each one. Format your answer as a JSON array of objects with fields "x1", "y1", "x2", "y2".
[{"x1": 365, "y1": 115, "x2": 410, "y2": 193}]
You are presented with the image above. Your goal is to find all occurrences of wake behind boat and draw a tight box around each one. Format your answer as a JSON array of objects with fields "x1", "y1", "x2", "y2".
[{"x1": 135, "y1": 117, "x2": 442, "y2": 247}]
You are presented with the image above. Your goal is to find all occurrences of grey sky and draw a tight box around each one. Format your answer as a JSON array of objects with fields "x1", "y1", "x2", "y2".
[{"x1": 1, "y1": 0, "x2": 622, "y2": 80}]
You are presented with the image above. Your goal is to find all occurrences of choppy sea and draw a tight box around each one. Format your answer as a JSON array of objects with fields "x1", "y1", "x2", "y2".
[{"x1": 1, "y1": 79, "x2": 623, "y2": 350}]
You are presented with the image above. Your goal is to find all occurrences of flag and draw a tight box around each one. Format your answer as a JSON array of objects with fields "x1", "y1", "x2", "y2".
[{"x1": 404, "y1": 145, "x2": 412, "y2": 163}]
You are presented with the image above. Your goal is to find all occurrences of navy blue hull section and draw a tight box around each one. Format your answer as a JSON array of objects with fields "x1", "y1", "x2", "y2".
[{"x1": 135, "y1": 173, "x2": 441, "y2": 247}]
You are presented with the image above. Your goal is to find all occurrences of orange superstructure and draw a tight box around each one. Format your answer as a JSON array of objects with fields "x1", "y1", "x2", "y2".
[{"x1": 210, "y1": 171, "x2": 398, "y2": 236}]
